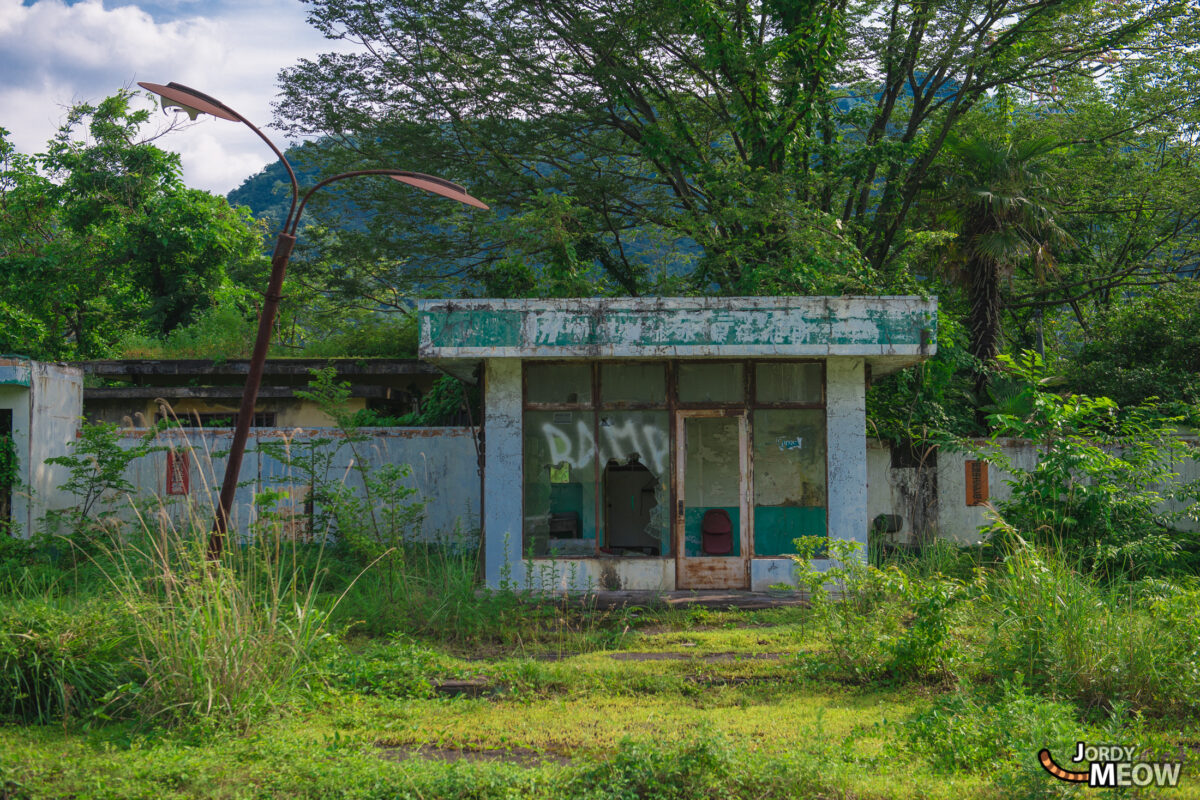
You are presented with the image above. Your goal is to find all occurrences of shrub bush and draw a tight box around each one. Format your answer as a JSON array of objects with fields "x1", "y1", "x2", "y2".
[
  {"x1": 791, "y1": 538, "x2": 970, "y2": 684},
  {"x1": 0, "y1": 598, "x2": 140, "y2": 724},
  {"x1": 978, "y1": 538, "x2": 1200, "y2": 718},
  {"x1": 979, "y1": 352, "x2": 1200, "y2": 578}
]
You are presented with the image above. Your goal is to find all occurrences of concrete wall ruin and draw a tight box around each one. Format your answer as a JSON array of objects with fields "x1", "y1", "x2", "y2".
[
  {"x1": 46, "y1": 425, "x2": 480, "y2": 544},
  {"x1": 0, "y1": 359, "x2": 82, "y2": 536}
]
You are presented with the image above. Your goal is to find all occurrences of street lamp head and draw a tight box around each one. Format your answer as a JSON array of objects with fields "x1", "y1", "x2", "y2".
[
  {"x1": 390, "y1": 172, "x2": 489, "y2": 210},
  {"x1": 139, "y1": 82, "x2": 488, "y2": 211},
  {"x1": 137, "y1": 82, "x2": 241, "y2": 123}
]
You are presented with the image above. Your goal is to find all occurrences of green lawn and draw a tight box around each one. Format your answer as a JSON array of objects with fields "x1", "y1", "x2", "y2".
[{"x1": 3, "y1": 609, "x2": 1196, "y2": 799}]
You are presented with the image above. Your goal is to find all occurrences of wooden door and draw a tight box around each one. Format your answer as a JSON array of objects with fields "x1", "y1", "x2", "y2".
[{"x1": 674, "y1": 410, "x2": 749, "y2": 589}]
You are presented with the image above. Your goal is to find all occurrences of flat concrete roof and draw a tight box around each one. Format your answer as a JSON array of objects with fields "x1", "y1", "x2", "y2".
[
  {"x1": 419, "y1": 296, "x2": 936, "y2": 376},
  {"x1": 71, "y1": 358, "x2": 438, "y2": 387}
]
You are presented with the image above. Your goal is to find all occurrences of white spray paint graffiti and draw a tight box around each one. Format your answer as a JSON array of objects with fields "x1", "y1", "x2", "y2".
[
  {"x1": 543, "y1": 420, "x2": 596, "y2": 470},
  {"x1": 542, "y1": 417, "x2": 670, "y2": 474}
]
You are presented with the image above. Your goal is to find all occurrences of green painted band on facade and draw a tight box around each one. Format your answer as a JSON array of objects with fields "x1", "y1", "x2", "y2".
[
  {"x1": 0, "y1": 367, "x2": 31, "y2": 387},
  {"x1": 426, "y1": 308, "x2": 936, "y2": 351}
]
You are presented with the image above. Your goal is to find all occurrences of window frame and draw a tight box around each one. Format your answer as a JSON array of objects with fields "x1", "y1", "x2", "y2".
[
  {"x1": 747, "y1": 359, "x2": 829, "y2": 558},
  {"x1": 674, "y1": 359, "x2": 749, "y2": 408},
  {"x1": 520, "y1": 359, "x2": 831, "y2": 561}
]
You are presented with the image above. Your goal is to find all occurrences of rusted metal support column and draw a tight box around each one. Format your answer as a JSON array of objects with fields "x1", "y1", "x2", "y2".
[{"x1": 209, "y1": 232, "x2": 296, "y2": 558}]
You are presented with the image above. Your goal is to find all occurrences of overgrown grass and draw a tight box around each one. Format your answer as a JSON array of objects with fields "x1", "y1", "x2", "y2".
[
  {"x1": 0, "y1": 498, "x2": 344, "y2": 729},
  {"x1": 2, "y1": 532, "x2": 1199, "y2": 797},
  {"x1": 795, "y1": 534, "x2": 1200, "y2": 722}
]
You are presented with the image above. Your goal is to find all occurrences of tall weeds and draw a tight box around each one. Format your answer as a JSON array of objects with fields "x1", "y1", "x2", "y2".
[
  {"x1": 100, "y1": 510, "x2": 336, "y2": 727},
  {"x1": 981, "y1": 533, "x2": 1200, "y2": 717}
]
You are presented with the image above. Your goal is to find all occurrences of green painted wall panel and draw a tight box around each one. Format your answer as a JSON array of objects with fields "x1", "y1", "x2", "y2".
[
  {"x1": 428, "y1": 309, "x2": 524, "y2": 349},
  {"x1": 753, "y1": 506, "x2": 826, "y2": 556},
  {"x1": 423, "y1": 303, "x2": 935, "y2": 352}
]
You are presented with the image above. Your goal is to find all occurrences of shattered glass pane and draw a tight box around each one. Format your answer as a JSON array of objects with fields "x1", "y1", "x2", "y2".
[{"x1": 523, "y1": 410, "x2": 597, "y2": 556}]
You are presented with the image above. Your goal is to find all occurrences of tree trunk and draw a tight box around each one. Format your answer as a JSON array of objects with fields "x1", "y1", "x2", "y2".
[{"x1": 967, "y1": 251, "x2": 1002, "y2": 423}]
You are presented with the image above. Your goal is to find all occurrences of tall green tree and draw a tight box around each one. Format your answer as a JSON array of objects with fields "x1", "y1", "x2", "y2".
[
  {"x1": 272, "y1": 0, "x2": 1189, "y2": 297},
  {"x1": 0, "y1": 92, "x2": 268, "y2": 359},
  {"x1": 935, "y1": 133, "x2": 1068, "y2": 397}
]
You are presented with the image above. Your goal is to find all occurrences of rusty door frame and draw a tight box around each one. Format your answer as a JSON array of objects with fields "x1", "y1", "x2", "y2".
[{"x1": 674, "y1": 408, "x2": 750, "y2": 590}]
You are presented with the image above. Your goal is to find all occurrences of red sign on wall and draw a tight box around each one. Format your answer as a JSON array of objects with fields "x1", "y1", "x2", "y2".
[{"x1": 166, "y1": 450, "x2": 190, "y2": 496}]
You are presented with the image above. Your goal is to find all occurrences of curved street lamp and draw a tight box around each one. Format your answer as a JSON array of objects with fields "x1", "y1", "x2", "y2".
[{"x1": 139, "y1": 81, "x2": 488, "y2": 558}]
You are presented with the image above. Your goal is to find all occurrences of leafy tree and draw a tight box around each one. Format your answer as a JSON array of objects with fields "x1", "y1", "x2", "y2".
[
  {"x1": 0, "y1": 92, "x2": 268, "y2": 359},
  {"x1": 272, "y1": 0, "x2": 1186, "y2": 296},
  {"x1": 997, "y1": 66, "x2": 1200, "y2": 332},
  {"x1": 1065, "y1": 281, "x2": 1200, "y2": 420}
]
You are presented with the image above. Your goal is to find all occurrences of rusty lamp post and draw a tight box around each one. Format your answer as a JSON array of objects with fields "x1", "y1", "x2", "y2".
[{"x1": 139, "y1": 81, "x2": 488, "y2": 558}]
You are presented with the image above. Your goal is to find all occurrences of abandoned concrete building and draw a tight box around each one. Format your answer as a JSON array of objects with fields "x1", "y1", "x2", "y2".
[
  {"x1": 419, "y1": 296, "x2": 937, "y2": 591},
  {"x1": 21, "y1": 295, "x2": 1126, "y2": 593}
]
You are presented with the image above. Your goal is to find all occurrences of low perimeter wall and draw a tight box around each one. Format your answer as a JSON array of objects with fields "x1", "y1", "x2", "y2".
[
  {"x1": 867, "y1": 438, "x2": 1200, "y2": 545},
  {"x1": 96, "y1": 426, "x2": 481, "y2": 542},
  {"x1": 35, "y1": 427, "x2": 1198, "y2": 549}
]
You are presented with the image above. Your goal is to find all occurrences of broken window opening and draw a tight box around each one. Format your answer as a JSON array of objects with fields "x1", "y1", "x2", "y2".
[
  {"x1": 598, "y1": 410, "x2": 669, "y2": 556},
  {"x1": 0, "y1": 409, "x2": 12, "y2": 534}
]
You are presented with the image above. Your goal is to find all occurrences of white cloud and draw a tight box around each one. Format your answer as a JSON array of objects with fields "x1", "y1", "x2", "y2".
[{"x1": 0, "y1": 0, "x2": 354, "y2": 195}]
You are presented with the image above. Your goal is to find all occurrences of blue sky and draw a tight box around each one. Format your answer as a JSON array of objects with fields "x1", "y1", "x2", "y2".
[{"x1": 2, "y1": 0, "x2": 352, "y2": 193}]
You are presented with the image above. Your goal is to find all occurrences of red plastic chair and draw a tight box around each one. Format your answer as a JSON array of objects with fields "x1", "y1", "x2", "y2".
[{"x1": 701, "y1": 509, "x2": 733, "y2": 555}]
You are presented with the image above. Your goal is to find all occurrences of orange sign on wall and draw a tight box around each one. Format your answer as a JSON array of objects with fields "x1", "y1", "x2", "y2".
[{"x1": 965, "y1": 460, "x2": 988, "y2": 506}]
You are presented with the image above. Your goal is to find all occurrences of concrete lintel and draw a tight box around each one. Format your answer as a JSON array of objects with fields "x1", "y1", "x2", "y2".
[
  {"x1": 71, "y1": 358, "x2": 438, "y2": 383},
  {"x1": 83, "y1": 384, "x2": 393, "y2": 400}
]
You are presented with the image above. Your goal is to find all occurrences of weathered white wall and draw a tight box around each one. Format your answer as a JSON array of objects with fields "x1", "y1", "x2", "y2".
[
  {"x1": 52, "y1": 425, "x2": 480, "y2": 543},
  {"x1": 931, "y1": 441, "x2": 1036, "y2": 543},
  {"x1": 523, "y1": 557, "x2": 675, "y2": 592},
  {"x1": 482, "y1": 358, "x2": 525, "y2": 588},
  {"x1": 1, "y1": 362, "x2": 81, "y2": 536}
]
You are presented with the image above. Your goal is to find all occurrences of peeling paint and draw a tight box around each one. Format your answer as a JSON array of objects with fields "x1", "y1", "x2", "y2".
[{"x1": 420, "y1": 297, "x2": 937, "y2": 368}]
